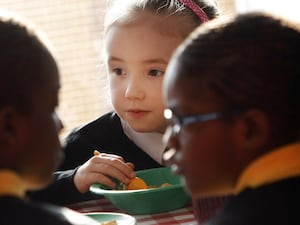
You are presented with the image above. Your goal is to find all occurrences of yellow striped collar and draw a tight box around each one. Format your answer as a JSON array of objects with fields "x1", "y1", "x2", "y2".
[
  {"x1": 235, "y1": 142, "x2": 300, "y2": 193},
  {"x1": 0, "y1": 170, "x2": 25, "y2": 198}
]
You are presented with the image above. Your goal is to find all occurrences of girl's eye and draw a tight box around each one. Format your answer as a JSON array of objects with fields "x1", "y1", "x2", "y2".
[
  {"x1": 148, "y1": 69, "x2": 164, "y2": 77},
  {"x1": 112, "y1": 68, "x2": 125, "y2": 76}
]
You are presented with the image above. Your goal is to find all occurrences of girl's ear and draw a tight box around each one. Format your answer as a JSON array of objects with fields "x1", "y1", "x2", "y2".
[
  {"x1": 0, "y1": 107, "x2": 18, "y2": 147},
  {"x1": 239, "y1": 109, "x2": 270, "y2": 152}
]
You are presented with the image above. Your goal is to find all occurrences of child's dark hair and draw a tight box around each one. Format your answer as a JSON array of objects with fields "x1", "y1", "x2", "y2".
[
  {"x1": 0, "y1": 13, "x2": 58, "y2": 114},
  {"x1": 172, "y1": 12, "x2": 300, "y2": 142}
]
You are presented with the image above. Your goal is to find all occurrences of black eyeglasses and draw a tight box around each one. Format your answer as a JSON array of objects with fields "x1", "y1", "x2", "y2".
[{"x1": 164, "y1": 108, "x2": 241, "y2": 134}]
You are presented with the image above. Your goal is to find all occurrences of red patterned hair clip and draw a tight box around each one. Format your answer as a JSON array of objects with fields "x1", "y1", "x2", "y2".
[{"x1": 178, "y1": 0, "x2": 209, "y2": 22}]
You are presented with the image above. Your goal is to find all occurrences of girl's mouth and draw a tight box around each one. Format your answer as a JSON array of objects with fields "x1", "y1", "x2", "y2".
[{"x1": 126, "y1": 109, "x2": 150, "y2": 118}]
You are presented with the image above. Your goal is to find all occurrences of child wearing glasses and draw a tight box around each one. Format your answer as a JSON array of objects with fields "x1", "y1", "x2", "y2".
[
  {"x1": 0, "y1": 11, "x2": 99, "y2": 225},
  {"x1": 163, "y1": 12, "x2": 300, "y2": 225}
]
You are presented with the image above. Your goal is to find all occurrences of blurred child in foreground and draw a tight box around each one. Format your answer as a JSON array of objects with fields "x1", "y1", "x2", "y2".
[
  {"x1": 163, "y1": 12, "x2": 300, "y2": 225},
  {"x1": 0, "y1": 11, "x2": 98, "y2": 225}
]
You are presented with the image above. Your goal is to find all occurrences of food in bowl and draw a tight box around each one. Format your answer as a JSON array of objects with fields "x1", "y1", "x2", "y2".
[
  {"x1": 124, "y1": 177, "x2": 147, "y2": 190},
  {"x1": 123, "y1": 177, "x2": 172, "y2": 190},
  {"x1": 85, "y1": 212, "x2": 136, "y2": 225},
  {"x1": 89, "y1": 167, "x2": 191, "y2": 214}
]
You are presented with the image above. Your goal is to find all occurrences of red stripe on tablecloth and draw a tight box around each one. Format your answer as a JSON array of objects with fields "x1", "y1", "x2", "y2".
[
  {"x1": 135, "y1": 206, "x2": 195, "y2": 224},
  {"x1": 68, "y1": 198, "x2": 197, "y2": 224},
  {"x1": 68, "y1": 198, "x2": 118, "y2": 213}
]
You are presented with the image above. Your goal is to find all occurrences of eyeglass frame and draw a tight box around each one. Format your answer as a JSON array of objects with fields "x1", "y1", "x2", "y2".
[{"x1": 164, "y1": 108, "x2": 244, "y2": 134}]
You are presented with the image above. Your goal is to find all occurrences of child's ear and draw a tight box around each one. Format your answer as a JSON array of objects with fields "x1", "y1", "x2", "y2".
[
  {"x1": 240, "y1": 109, "x2": 270, "y2": 151},
  {"x1": 0, "y1": 107, "x2": 18, "y2": 146}
]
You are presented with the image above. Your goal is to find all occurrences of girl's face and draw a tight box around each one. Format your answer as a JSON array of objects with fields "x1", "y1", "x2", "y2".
[
  {"x1": 164, "y1": 70, "x2": 242, "y2": 197},
  {"x1": 104, "y1": 15, "x2": 183, "y2": 133}
]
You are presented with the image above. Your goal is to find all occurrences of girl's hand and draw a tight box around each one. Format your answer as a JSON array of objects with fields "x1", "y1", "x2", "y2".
[{"x1": 73, "y1": 152, "x2": 135, "y2": 193}]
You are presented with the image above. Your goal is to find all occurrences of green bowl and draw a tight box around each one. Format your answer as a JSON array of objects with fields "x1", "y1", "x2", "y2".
[{"x1": 90, "y1": 167, "x2": 191, "y2": 214}]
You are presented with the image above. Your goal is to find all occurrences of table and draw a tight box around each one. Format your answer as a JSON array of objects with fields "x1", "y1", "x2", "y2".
[{"x1": 68, "y1": 198, "x2": 197, "y2": 225}]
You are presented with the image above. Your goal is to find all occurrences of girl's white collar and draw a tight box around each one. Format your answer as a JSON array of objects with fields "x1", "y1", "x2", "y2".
[{"x1": 121, "y1": 119, "x2": 166, "y2": 164}]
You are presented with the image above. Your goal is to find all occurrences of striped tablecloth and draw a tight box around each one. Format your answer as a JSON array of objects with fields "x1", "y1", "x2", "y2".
[{"x1": 68, "y1": 198, "x2": 196, "y2": 225}]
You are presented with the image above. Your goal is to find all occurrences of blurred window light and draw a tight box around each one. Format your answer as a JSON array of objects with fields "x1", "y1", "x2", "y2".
[{"x1": 235, "y1": 0, "x2": 300, "y2": 22}]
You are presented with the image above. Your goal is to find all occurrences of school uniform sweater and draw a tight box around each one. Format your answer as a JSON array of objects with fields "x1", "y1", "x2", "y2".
[
  {"x1": 205, "y1": 142, "x2": 300, "y2": 225},
  {"x1": 0, "y1": 171, "x2": 98, "y2": 225},
  {"x1": 28, "y1": 111, "x2": 162, "y2": 205}
]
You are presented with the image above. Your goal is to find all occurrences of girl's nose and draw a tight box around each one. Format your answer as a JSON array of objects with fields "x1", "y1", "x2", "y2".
[{"x1": 125, "y1": 76, "x2": 145, "y2": 100}]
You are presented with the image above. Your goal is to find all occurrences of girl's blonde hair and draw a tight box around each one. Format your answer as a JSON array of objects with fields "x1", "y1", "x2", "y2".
[{"x1": 104, "y1": 0, "x2": 219, "y2": 36}]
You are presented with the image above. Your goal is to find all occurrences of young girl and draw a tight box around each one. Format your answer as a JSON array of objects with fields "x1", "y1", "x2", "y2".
[
  {"x1": 29, "y1": 0, "x2": 221, "y2": 213},
  {"x1": 163, "y1": 12, "x2": 300, "y2": 225}
]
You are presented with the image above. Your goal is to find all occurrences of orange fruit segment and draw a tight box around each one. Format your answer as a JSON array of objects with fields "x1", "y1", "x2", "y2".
[
  {"x1": 125, "y1": 177, "x2": 147, "y2": 190},
  {"x1": 93, "y1": 150, "x2": 100, "y2": 156}
]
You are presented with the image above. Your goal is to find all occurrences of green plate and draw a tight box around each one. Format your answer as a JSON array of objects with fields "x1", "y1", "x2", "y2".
[{"x1": 85, "y1": 212, "x2": 136, "y2": 225}]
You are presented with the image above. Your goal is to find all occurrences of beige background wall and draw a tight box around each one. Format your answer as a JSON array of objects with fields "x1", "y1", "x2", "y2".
[{"x1": 0, "y1": 0, "x2": 235, "y2": 138}]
